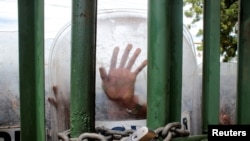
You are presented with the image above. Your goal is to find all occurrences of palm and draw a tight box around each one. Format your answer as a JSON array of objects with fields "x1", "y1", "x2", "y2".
[{"x1": 102, "y1": 68, "x2": 136, "y2": 101}]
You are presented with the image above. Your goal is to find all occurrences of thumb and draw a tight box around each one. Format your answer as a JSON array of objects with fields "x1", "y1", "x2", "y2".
[{"x1": 99, "y1": 67, "x2": 108, "y2": 81}]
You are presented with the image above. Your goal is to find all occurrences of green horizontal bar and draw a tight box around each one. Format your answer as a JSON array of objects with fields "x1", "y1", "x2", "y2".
[{"x1": 172, "y1": 135, "x2": 208, "y2": 141}]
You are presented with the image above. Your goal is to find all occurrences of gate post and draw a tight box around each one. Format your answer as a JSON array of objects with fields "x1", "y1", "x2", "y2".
[
  {"x1": 18, "y1": 0, "x2": 45, "y2": 140},
  {"x1": 202, "y1": 0, "x2": 221, "y2": 133},
  {"x1": 237, "y1": 0, "x2": 250, "y2": 124},
  {"x1": 70, "y1": 0, "x2": 97, "y2": 137},
  {"x1": 147, "y1": 0, "x2": 183, "y2": 129}
]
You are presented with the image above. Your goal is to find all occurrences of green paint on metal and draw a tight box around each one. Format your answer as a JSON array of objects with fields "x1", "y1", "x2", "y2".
[
  {"x1": 70, "y1": 0, "x2": 97, "y2": 137},
  {"x1": 147, "y1": 0, "x2": 183, "y2": 129},
  {"x1": 172, "y1": 135, "x2": 208, "y2": 141},
  {"x1": 169, "y1": 0, "x2": 183, "y2": 123},
  {"x1": 147, "y1": 0, "x2": 171, "y2": 129},
  {"x1": 202, "y1": 0, "x2": 220, "y2": 133},
  {"x1": 237, "y1": 0, "x2": 250, "y2": 124},
  {"x1": 71, "y1": 111, "x2": 92, "y2": 132},
  {"x1": 18, "y1": 0, "x2": 45, "y2": 140}
]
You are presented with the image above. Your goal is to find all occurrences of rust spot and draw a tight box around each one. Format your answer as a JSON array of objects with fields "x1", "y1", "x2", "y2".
[{"x1": 80, "y1": 13, "x2": 86, "y2": 17}]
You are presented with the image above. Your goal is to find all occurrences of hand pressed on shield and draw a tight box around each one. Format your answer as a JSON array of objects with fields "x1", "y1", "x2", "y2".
[
  {"x1": 48, "y1": 44, "x2": 148, "y2": 131},
  {"x1": 99, "y1": 44, "x2": 147, "y2": 118},
  {"x1": 48, "y1": 86, "x2": 70, "y2": 131}
]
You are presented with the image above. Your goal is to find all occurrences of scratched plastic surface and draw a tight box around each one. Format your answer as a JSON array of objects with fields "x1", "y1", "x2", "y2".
[
  {"x1": 48, "y1": 8, "x2": 198, "y2": 131},
  {"x1": 0, "y1": 31, "x2": 20, "y2": 127},
  {"x1": 48, "y1": 9, "x2": 149, "y2": 123},
  {"x1": 0, "y1": 31, "x2": 52, "y2": 127},
  {"x1": 191, "y1": 62, "x2": 237, "y2": 135},
  {"x1": 47, "y1": 8, "x2": 237, "y2": 136}
]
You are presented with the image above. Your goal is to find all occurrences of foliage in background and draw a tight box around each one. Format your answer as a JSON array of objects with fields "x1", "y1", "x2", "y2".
[{"x1": 184, "y1": 0, "x2": 238, "y2": 62}]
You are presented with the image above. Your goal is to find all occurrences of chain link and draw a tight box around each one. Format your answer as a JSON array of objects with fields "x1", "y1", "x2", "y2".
[
  {"x1": 58, "y1": 130, "x2": 70, "y2": 141},
  {"x1": 154, "y1": 122, "x2": 190, "y2": 141},
  {"x1": 96, "y1": 126, "x2": 134, "y2": 140},
  {"x1": 57, "y1": 122, "x2": 190, "y2": 141},
  {"x1": 78, "y1": 133, "x2": 107, "y2": 141}
]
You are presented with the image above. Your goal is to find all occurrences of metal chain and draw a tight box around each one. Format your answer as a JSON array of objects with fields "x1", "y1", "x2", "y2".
[
  {"x1": 57, "y1": 122, "x2": 190, "y2": 141},
  {"x1": 95, "y1": 126, "x2": 134, "y2": 140},
  {"x1": 58, "y1": 130, "x2": 70, "y2": 141},
  {"x1": 78, "y1": 133, "x2": 107, "y2": 141},
  {"x1": 154, "y1": 122, "x2": 190, "y2": 141}
]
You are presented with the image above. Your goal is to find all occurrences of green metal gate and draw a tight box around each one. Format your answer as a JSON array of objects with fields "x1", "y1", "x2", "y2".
[{"x1": 17, "y1": 0, "x2": 250, "y2": 140}]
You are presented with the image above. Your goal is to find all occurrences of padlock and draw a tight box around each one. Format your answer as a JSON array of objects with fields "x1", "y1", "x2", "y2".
[
  {"x1": 129, "y1": 126, "x2": 157, "y2": 141},
  {"x1": 181, "y1": 111, "x2": 191, "y2": 132}
]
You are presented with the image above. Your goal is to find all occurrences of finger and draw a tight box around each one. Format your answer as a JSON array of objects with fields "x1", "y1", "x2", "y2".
[
  {"x1": 99, "y1": 67, "x2": 108, "y2": 81},
  {"x1": 133, "y1": 59, "x2": 148, "y2": 75},
  {"x1": 52, "y1": 85, "x2": 58, "y2": 96},
  {"x1": 119, "y1": 44, "x2": 133, "y2": 68},
  {"x1": 48, "y1": 97, "x2": 57, "y2": 109},
  {"x1": 126, "y1": 48, "x2": 141, "y2": 70},
  {"x1": 110, "y1": 47, "x2": 119, "y2": 73}
]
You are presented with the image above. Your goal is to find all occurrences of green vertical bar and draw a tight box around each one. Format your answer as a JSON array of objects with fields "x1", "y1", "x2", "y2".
[
  {"x1": 237, "y1": 0, "x2": 250, "y2": 124},
  {"x1": 147, "y1": 0, "x2": 171, "y2": 129},
  {"x1": 169, "y1": 0, "x2": 183, "y2": 122},
  {"x1": 18, "y1": 0, "x2": 45, "y2": 140},
  {"x1": 202, "y1": 0, "x2": 220, "y2": 133},
  {"x1": 70, "y1": 0, "x2": 97, "y2": 137}
]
